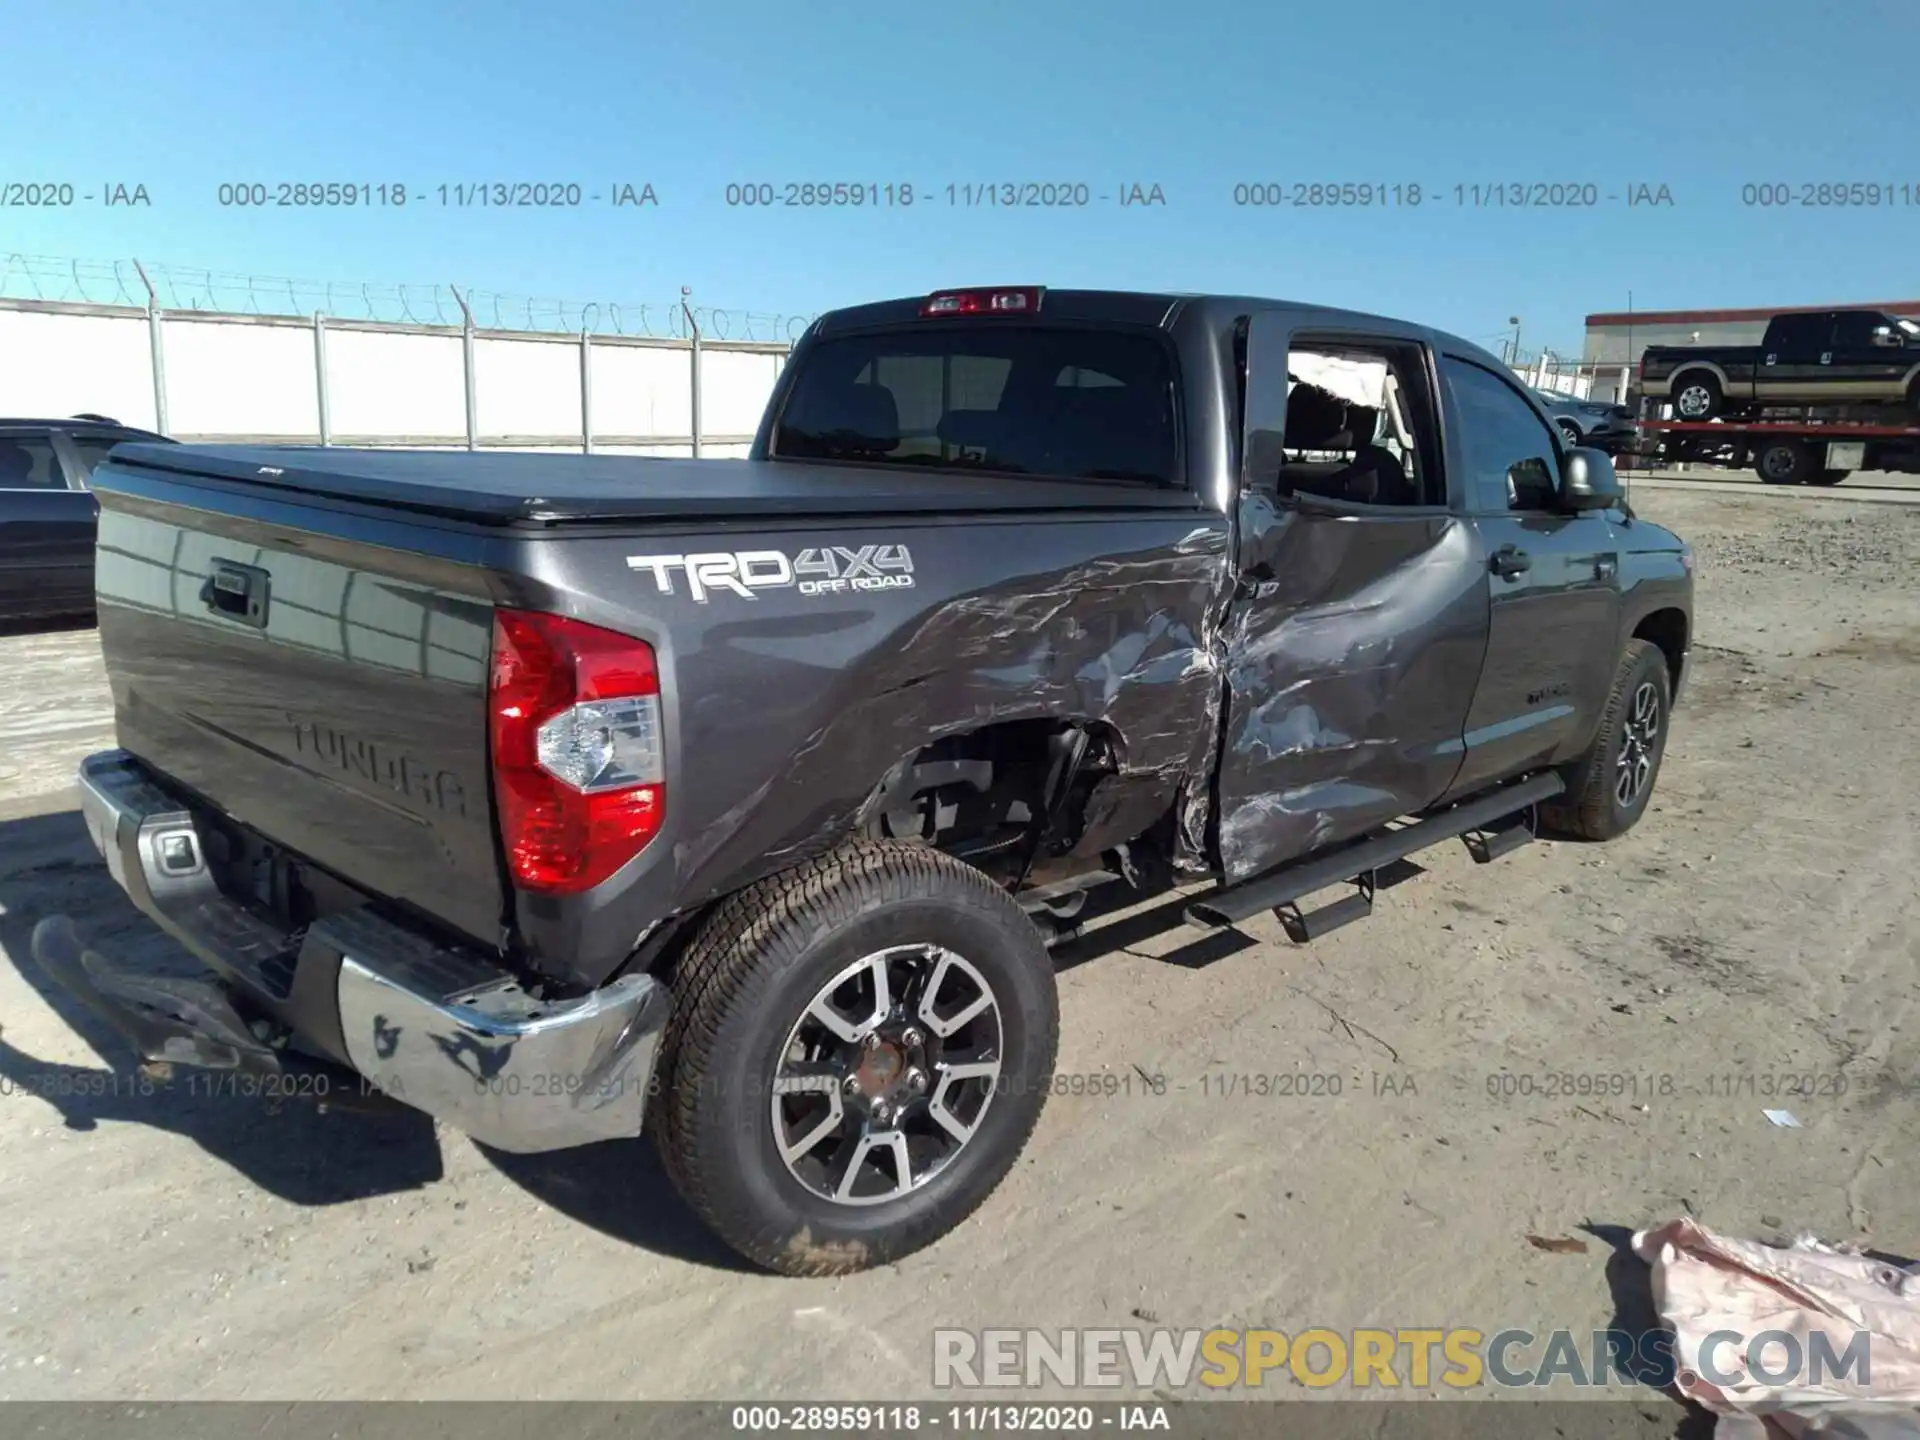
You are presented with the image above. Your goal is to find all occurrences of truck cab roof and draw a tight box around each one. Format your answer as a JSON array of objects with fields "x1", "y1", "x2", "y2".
[{"x1": 810, "y1": 288, "x2": 1507, "y2": 368}]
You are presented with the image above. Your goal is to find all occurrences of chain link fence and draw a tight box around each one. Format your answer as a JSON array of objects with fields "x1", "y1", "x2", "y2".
[{"x1": 0, "y1": 252, "x2": 816, "y2": 342}]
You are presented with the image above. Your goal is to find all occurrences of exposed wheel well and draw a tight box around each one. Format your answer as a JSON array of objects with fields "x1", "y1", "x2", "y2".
[
  {"x1": 629, "y1": 719, "x2": 1139, "y2": 986},
  {"x1": 1633, "y1": 608, "x2": 1688, "y2": 693},
  {"x1": 862, "y1": 720, "x2": 1124, "y2": 868}
]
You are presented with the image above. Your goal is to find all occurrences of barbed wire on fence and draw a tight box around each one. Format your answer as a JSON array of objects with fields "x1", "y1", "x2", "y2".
[{"x1": 0, "y1": 253, "x2": 816, "y2": 342}]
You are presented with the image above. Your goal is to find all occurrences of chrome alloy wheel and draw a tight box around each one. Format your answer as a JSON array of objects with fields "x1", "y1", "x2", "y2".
[
  {"x1": 1675, "y1": 382, "x2": 1714, "y2": 419},
  {"x1": 770, "y1": 945, "x2": 1003, "y2": 1207},
  {"x1": 1615, "y1": 680, "x2": 1662, "y2": 807}
]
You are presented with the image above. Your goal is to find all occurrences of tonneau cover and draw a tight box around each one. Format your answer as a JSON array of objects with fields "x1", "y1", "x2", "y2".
[{"x1": 105, "y1": 444, "x2": 1206, "y2": 526}]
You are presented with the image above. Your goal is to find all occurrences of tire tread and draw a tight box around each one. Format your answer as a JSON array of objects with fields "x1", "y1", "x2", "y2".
[
  {"x1": 1542, "y1": 639, "x2": 1668, "y2": 842},
  {"x1": 651, "y1": 840, "x2": 1056, "y2": 1276}
]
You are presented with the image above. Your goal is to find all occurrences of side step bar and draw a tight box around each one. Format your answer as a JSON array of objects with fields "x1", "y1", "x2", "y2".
[{"x1": 1184, "y1": 771, "x2": 1565, "y2": 931}]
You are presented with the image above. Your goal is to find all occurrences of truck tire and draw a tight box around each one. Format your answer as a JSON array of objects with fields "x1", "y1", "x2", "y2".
[
  {"x1": 650, "y1": 839, "x2": 1059, "y2": 1277},
  {"x1": 1671, "y1": 372, "x2": 1721, "y2": 421},
  {"x1": 1541, "y1": 640, "x2": 1672, "y2": 842},
  {"x1": 1755, "y1": 438, "x2": 1814, "y2": 484},
  {"x1": 1813, "y1": 468, "x2": 1850, "y2": 486}
]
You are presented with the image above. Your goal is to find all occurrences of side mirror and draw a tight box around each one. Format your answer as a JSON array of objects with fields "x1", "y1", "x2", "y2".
[
  {"x1": 1562, "y1": 447, "x2": 1624, "y2": 511},
  {"x1": 1872, "y1": 327, "x2": 1903, "y2": 348}
]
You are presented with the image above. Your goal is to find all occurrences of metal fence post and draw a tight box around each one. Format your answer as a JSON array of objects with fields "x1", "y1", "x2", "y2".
[
  {"x1": 451, "y1": 283, "x2": 478, "y2": 451},
  {"x1": 314, "y1": 311, "x2": 332, "y2": 446},
  {"x1": 132, "y1": 259, "x2": 168, "y2": 435},
  {"x1": 682, "y1": 286, "x2": 702, "y2": 458},
  {"x1": 580, "y1": 327, "x2": 593, "y2": 454}
]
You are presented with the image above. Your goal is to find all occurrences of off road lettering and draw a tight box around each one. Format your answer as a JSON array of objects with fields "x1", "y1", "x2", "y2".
[{"x1": 629, "y1": 544, "x2": 913, "y2": 601}]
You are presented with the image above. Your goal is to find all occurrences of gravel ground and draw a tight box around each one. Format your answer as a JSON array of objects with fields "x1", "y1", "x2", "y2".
[{"x1": 0, "y1": 486, "x2": 1915, "y2": 1409}]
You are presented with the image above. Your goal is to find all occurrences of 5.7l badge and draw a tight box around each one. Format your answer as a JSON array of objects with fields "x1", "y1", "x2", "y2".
[{"x1": 627, "y1": 544, "x2": 915, "y2": 603}]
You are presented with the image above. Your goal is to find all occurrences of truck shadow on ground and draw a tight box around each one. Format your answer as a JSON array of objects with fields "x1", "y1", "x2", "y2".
[
  {"x1": 0, "y1": 806, "x2": 750, "y2": 1268},
  {"x1": 0, "y1": 612, "x2": 95, "y2": 639},
  {"x1": 481, "y1": 1139, "x2": 754, "y2": 1271},
  {"x1": 2, "y1": 805, "x2": 1448, "y2": 1272},
  {"x1": 0, "y1": 809, "x2": 448, "y2": 1205}
]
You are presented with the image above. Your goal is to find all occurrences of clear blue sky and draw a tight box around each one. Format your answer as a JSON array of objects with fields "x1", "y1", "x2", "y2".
[{"x1": 7, "y1": 0, "x2": 1916, "y2": 351}]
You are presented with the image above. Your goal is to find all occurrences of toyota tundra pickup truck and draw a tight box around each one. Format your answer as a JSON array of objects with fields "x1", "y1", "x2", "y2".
[
  {"x1": 35, "y1": 286, "x2": 1693, "y2": 1276},
  {"x1": 1641, "y1": 308, "x2": 1920, "y2": 421}
]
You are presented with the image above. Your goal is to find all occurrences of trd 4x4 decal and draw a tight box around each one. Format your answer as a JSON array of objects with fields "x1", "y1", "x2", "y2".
[{"x1": 626, "y1": 544, "x2": 915, "y2": 603}]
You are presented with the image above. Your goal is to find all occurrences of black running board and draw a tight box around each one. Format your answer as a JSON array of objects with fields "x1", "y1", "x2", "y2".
[{"x1": 1184, "y1": 771, "x2": 1564, "y2": 931}]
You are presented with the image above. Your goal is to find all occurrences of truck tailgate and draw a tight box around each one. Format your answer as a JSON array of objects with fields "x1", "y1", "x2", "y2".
[{"x1": 90, "y1": 465, "x2": 505, "y2": 947}]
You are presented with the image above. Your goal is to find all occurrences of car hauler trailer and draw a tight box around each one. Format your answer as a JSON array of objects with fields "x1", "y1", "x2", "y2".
[{"x1": 1637, "y1": 416, "x2": 1920, "y2": 486}]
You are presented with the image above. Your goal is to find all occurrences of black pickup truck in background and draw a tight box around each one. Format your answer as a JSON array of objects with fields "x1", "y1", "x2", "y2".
[
  {"x1": 37, "y1": 287, "x2": 1693, "y2": 1275},
  {"x1": 1640, "y1": 309, "x2": 1920, "y2": 420}
]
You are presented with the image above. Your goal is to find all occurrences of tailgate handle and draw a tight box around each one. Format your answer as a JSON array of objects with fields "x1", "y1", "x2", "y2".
[{"x1": 201, "y1": 560, "x2": 271, "y2": 629}]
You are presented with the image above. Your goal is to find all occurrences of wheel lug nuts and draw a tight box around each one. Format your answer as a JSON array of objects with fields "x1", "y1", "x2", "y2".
[
  {"x1": 872, "y1": 1101, "x2": 892, "y2": 1124},
  {"x1": 863, "y1": 1033, "x2": 881, "y2": 1051},
  {"x1": 842, "y1": 1075, "x2": 860, "y2": 1095},
  {"x1": 906, "y1": 1070, "x2": 926, "y2": 1093},
  {"x1": 901, "y1": 1027, "x2": 923, "y2": 1047}
]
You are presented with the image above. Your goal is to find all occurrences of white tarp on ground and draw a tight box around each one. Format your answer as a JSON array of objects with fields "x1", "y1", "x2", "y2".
[{"x1": 1635, "y1": 1217, "x2": 1920, "y2": 1438}]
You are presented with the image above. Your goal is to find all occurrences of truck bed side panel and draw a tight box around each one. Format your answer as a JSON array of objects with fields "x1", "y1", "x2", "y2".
[{"x1": 502, "y1": 509, "x2": 1231, "y2": 987}]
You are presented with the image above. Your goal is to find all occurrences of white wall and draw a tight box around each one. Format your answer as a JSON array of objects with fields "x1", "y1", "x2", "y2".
[
  {"x1": 167, "y1": 316, "x2": 320, "y2": 436},
  {"x1": 700, "y1": 347, "x2": 787, "y2": 436},
  {"x1": 327, "y1": 328, "x2": 469, "y2": 439},
  {"x1": 0, "y1": 298, "x2": 789, "y2": 449},
  {"x1": 592, "y1": 343, "x2": 695, "y2": 438},
  {"x1": 0, "y1": 307, "x2": 158, "y2": 427},
  {"x1": 475, "y1": 334, "x2": 578, "y2": 438}
]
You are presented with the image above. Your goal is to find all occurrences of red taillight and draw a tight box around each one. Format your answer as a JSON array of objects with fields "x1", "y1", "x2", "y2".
[
  {"x1": 921, "y1": 286, "x2": 1044, "y2": 317},
  {"x1": 489, "y1": 609, "x2": 664, "y2": 894}
]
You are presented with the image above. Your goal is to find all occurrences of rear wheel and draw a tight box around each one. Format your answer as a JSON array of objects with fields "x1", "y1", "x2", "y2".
[
  {"x1": 1755, "y1": 438, "x2": 1815, "y2": 485},
  {"x1": 651, "y1": 840, "x2": 1059, "y2": 1276},
  {"x1": 1671, "y1": 372, "x2": 1721, "y2": 421},
  {"x1": 1542, "y1": 640, "x2": 1672, "y2": 842}
]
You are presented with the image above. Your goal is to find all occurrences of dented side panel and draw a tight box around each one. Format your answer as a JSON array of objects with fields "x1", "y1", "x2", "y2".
[
  {"x1": 1213, "y1": 496, "x2": 1487, "y2": 880},
  {"x1": 504, "y1": 511, "x2": 1230, "y2": 986},
  {"x1": 1208, "y1": 307, "x2": 1489, "y2": 883}
]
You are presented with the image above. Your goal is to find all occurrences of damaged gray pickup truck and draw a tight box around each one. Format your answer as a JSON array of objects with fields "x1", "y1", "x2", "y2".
[{"x1": 37, "y1": 286, "x2": 1693, "y2": 1275}]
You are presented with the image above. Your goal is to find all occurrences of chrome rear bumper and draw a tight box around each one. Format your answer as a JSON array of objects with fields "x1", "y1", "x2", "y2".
[{"x1": 45, "y1": 749, "x2": 668, "y2": 1154}]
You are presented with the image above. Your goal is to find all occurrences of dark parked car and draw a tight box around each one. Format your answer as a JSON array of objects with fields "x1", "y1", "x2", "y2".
[
  {"x1": 1640, "y1": 309, "x2": 1920, "y2": 420},
  {"x1": 1533, "y1": 388, "x2": 1636, "y2": 452},
  {"x1": 0, "y1": 416, "x2": 173, "y2": 621},
  {"x1": 37, "y1": 288, "x2": 1692, "y2": 1276}
]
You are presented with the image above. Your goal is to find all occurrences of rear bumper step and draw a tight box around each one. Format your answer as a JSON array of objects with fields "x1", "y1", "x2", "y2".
[
  {"x1": 43, "y1": 749, "x2": 670, "y2": 1154},
  {"x1": 1185, "y1": 770, "x2": 1565, "y2": 930}
]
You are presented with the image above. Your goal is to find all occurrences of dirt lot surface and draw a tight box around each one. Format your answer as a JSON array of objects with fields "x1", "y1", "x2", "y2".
[{"x1": 1, "y1": 487, "x2": 1916, "y2": 1407}]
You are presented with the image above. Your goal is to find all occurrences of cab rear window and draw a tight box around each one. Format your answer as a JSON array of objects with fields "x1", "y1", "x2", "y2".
[{"x1": 771, "y1": 326, "x2": 1179, "y2": 486}]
